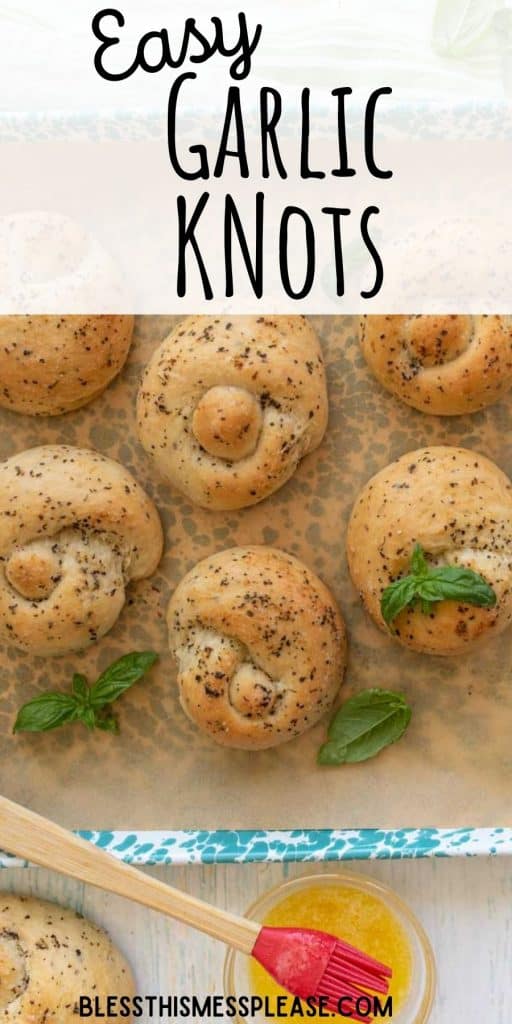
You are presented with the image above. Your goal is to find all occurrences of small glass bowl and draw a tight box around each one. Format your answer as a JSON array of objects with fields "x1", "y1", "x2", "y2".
[{"x1": 224, "y1": 871, "x2": 436, "y2": 1024}]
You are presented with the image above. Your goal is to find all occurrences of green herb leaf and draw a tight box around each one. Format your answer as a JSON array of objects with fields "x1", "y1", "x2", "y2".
[
  {"x1": 13, "y1": 651, "x2": 158, "y2": 736},
  {"x1": 417, "y1": 566, "x2": 496, "y2": 607},
  {"x1": 79, "y1": 707, "x2": 97, "y2": 731},
  {"x1": 380, "y1": 544, "x2": 496, "y2": 628},
  {"x1": 89, "y1": 652, "x2": 158, "y2": 707},
  {"x1": 318, "y1": 688, "x2": 412, "y2": 766},
  {"x1": 13, "y1": 693, "x2": 79, "y2": 734},
  {"x1": 95, "y1": 714, "x2": 120, "y2": 734},
  {"x1": 72, "y1": 674, "x2": 89, "y2": 701},
  {"x1": 381, "y1": 575, "x2": 419, "y2": 627},
  {"x1": 410, "y1": 542, "x2": 428, "y2": 577}
]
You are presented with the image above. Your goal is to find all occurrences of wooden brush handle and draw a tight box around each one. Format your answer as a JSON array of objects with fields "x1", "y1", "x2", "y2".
[{"x1": 0, "y1": 795, "x2": 259, "y2": 954}]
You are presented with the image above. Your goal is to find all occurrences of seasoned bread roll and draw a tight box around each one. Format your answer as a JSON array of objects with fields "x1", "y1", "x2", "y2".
[
  {"x1": 0, "y1": 445, "x2": 163, "y2": 656},
  {"x1": 347, "y1": 446, "x2": 512, "y2": 655},
  {"x1": 0, "y1": 315, "x2": 133, "y2": 415},
  {"x1": 167, "y1": 546, "x2": 346, "y2": 749},
  {"x1": 136, "y1": 315, "x2": 328, "y2": 510},
  {"x1": 0, "y1": 893, "x2": 134, "y2": 1020},
  {"x1": 360, "y1": 315, "x2": 512, "y2": 415}
]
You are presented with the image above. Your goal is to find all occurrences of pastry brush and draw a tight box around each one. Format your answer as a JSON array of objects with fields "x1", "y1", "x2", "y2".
[{"x1": 0, "y1": 795, "x2": 391, "y2": 1020}]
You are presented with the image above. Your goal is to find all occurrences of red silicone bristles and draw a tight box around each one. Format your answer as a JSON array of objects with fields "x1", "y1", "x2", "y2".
[
  {"x1": 329, "y1": 938, "x2": 393, "y2": 977},
  {"x1": 251, "y1": 926, "x2": 392, "y2": 1024},
  {"x1": 314, "y1": 938, "x2": 392, "y2": 1024},
  {"x1": 324, "y1": 950, "x2": 390, "y2": 988},
  {"x1": 321, "y1": 978, "x2": 369, "y2": 1000}
]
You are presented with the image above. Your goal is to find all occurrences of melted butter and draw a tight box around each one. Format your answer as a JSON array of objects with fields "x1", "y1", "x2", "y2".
[{"x1": 249, "y1": 883, "x2": 412, "y2": 1021}]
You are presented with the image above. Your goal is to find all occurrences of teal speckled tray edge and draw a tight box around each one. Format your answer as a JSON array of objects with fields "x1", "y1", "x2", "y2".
[{"x1": 1, "y1": 828, "x2": 512, "y2": 866}]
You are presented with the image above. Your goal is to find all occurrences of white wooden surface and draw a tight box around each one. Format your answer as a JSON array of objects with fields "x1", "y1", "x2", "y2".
[{"x1": 1, "y1": 856, "x2": 511, "y2": 1020}]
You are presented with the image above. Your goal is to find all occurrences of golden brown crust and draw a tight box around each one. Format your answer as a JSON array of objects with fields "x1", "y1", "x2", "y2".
[
  {"x1": 0, "y1": 445, "x2": 163, "y2": 656},
  {"x1": 136, "y1": 315, "x2": 328, "y2": 510},
  {"x1": 347, "y1": 446, "x2": 512, "y2": 655},
  {"x1": 167, "y1": 545, "x2": 346, "y2": 749},
  {"x1": 0, "y1": 893, "x2": 134, "y2": 1021},
  {"x1": 0, "y1": 315, "x2": 134, "y2": 415},
  {"x1": 360, "y1": 315, "x2": 512, "y2": 415}
]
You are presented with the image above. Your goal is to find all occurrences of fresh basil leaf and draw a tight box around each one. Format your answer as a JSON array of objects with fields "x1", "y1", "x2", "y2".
[
  {"x1": 13, "y1": 651, "x2": 158, "y2": 736},
  {"x1": 79, "y1": 707, "x2": 98, "y2": 731},
  {"x1": 89, "y1": 651, "x2": 158, "y2": 707},
  {"x1": 327, "y1": 688, "x2": 405, "y2": 741},
  {"x1": 13, "y1": 693, "x2": 79, "y2": 734},
  {"x1": 337, "y1": 706, "x2": 411, "y2": 763},
  {"x1": 420, "y1": 566, "x2": 497, "y2": 607},
  {"x1": 419, "y1": 597, "x2": 435, "y2": 616},
  {"x1": 318, "y1": 739, "x2": 350, "y2": 765},
  {"x1": 318, "y1": 688, "x2": 412, "y2": 766},
  {"x1": 381, "y1": 576, "x2": 418, "y2": 626},
  {"x1": 380, "y1": 543, "x2": 497, "y2": 627},
  {"x1": 72, "y1": 673, "x2": 89, "y2": 701},
  {"x1": 410, "y1": 543, "x2": 428, "y2": 577}
]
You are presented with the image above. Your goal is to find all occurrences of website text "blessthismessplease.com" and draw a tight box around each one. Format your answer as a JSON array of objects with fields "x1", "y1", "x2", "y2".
[{"x1": 78, "y1": 993, "x2": 393, "y2": 1019}]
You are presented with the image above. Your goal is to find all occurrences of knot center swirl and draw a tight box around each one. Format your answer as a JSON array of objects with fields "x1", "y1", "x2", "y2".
[
  {"x1": 192, "y1": 386, "x2": 262, "y2": 462},
  {"x1": 6, "y1": 543, "x2": 61, "y2": 601},
  {"x1": 228, "y1": 662, "x2": 278, "y2": 719},
  {"x1": 403, "y1": 315, "x2": 472, "y2": 369}
]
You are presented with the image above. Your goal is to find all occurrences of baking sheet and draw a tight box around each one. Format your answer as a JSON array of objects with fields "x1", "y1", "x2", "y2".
[{"x1": 1, "y1": 314, "x2": 511, "y2": 832}]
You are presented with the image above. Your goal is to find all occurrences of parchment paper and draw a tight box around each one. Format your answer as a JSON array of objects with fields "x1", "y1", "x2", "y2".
[{"x1": 1, "y1": 315, "x2": 511, "y2": 830}]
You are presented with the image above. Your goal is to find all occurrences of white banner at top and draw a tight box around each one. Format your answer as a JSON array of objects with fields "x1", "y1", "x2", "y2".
[{"x1": 1, "y1": 0, "x2": 511, "y2": 312}]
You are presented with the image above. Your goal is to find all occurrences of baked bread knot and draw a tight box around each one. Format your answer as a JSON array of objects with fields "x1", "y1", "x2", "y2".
[
  {"x1": 136, "y1": 315, "x2": 328, "y2": 510},
  {"x1": 167, "y1": 546, "x2": 346, "y2": 749},
  {"x1": 0, "y1": 893, "x2": 134, "y2": 1019},
  {"x1": 0, "y1": 445, "x2": 163, "y2": 656},
  {"x1": 0, "y1": 315, "x2": 134, "y2": 415},
  {"x1": 360, "y1": 315, "x2": 512, "y2": 415},
  {"x1": 347, "y1": 446, "x2": 512, "y2": 655}
]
